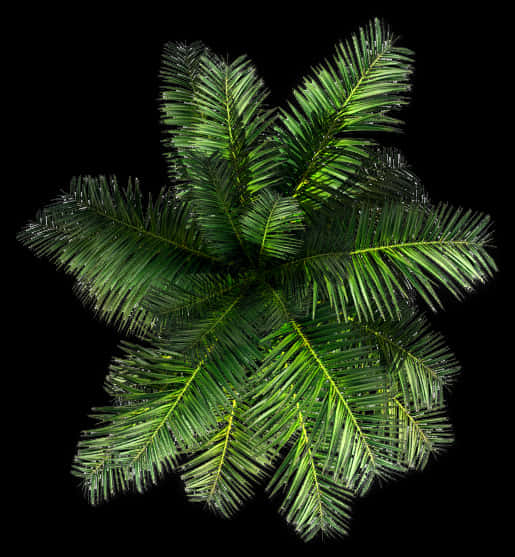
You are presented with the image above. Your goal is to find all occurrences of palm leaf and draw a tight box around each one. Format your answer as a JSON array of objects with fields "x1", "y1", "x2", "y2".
[
  {"x1": 275, "y1": 17, "x2": 413, "y2": 207},
  {"x1": 181, "y1": 399, "x2": 271, "y2": 518},
  {"x1": 181, "y1": 152, "x2": 248, "y2": 260},
  {"x1": 16, "y1": 176, "x2": 214, "y2": 334},
  {"x1": 348, "y1": 312, "x2": 460, "y2": 410},
  {"x1": 346, "y1": 202, "x2": 497, "y2": 319},
  {"x1": 249, "y1": 295, "x2": 401, "y2": 494},
  {"x1": 267, "y1": 393, "x2": 354, "y2": 541},
  {"x1": 72, "y1": 339, "x2": 228, "y2": 503},
  {"x1": 239, "y1": 190, "x2": 304, "y2": 263}
]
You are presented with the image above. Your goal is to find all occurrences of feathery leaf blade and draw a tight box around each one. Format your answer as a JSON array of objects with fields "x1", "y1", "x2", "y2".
[
  {"x1": 276, "y1": 17, "x2": 414, "y2": 206},
  {"x1": 181, "y1": 399, "x2": 271, "y2": 518},
  {"x1": 17, "y1": 176, "x2": 214, "y2": 334}
]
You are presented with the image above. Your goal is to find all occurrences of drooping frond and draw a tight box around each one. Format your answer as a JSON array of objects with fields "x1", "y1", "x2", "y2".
[
  {"x1": 72, "y1": 336, "x2": 244, "y2": 504},
  {"x1": 181, "y1": 399, "x2": 271, "y2": 518},
  {"x1": 348, "y1": 312, "x2": 460, "y2": 410},
  {"x1": 240, "y1": 190, "x2": 304, "y2": 263},
  {"x1": 275, "y1": 17, "x2": 413, "y2": 207},
  {"x1": 250, "y1": 295, "x2": 401, "y2": 494},
  {"x1": 267, "y1": 394, "x2": 354, "y2": 541},
  {"x1": 16, "y1": 176, "x2": 214, "y2": 334}
]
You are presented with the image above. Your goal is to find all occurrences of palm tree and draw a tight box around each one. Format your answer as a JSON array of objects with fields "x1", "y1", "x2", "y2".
[{"x1": 17, "y1": 18, "x2": 497, "y2": 541}]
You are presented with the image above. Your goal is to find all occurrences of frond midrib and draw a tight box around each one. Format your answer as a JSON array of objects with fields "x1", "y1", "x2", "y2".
[
  {"x1": 393, "y1": 396, "x2": 433, "y2": 450},
  {"x1": 208, "y1": 399, "x2": 237, "y2": 500}
]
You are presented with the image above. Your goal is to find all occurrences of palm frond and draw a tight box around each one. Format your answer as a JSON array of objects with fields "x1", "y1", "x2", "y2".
[
  {"x1": 162, "y1": 48, "x2": 279, "y2": 201},
  {"x1": 346, "y1": 202, "x2": 497, "y2": 320},
  {"x1": 181, "y1": 152, "x2": 248, "y2": 260},
  {"x1": 267, "y1": 394, "x2": 354, "y2": 541},
  {"x1": 240, "y1": 190, "x2": 304, "y2": 263},
  {"x1": 181, "y1": 399, "x2": 271, "y2": 518},
  {"x1": 16, "y1": 176, "x2": 214, "y2": 334},
  {"x1": 249, "y1": 296, "x2": 401, "y2": 494},
  {"x1": 72, "y1": 336, "x2": 242, "y2": 504},
  {"x1": 275, "y1": 17, "x2": 413, "y2": 207},
  {"x1": 348, "y1": 312, "x2": 460, "y2": 410}
]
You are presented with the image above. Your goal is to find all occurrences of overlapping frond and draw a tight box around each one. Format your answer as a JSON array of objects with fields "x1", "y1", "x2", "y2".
[
  {"x1": 72, "y1": 340, "x2": 226, "y2": 503},
  {"x1": 249, "y1": 297, "x2": 400, "y2": 494},
  {"x1": 144, "y1": 270, "x2": 256, "y2": 328},
  {"x1": 276, "y1": 201, "x2": 496, "y2": 322},
  {"x1": 240, "y1": 190, "x2": 304, "y2": 263},
  {"x1": 16, "y1": 176, "x2": 214, "y2": 334},
  {"x1": 164, "y1": 290, "x2": 262, "y2": 365},
  {"x1": 181, "y1": 152, "x2": 247, "y2": 260},
  {"x1": 349, "y1": 312, "x2": 460, "y2": 410},
  {"x1": 72, "y1": 315, "x2": 260, "y2": 504},
  {"x1": 181, "y1": 399, "x2": 271, "y2": 518},
  {"x1": 267, "y1": 395, "x2": 354, "y2": 541},
  {"x1": 275, "y1": 17, "x2": 413, "y2": 207}
]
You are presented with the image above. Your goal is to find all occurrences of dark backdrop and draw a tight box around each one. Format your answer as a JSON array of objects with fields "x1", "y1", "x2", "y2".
[{"x1": 13, "y1": 6, "x2": 509, "y2": 552}]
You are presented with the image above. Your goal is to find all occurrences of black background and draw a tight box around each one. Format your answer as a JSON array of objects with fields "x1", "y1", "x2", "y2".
[{"x1": 12, "y1": 5, "x2": 510, "y2": 552}]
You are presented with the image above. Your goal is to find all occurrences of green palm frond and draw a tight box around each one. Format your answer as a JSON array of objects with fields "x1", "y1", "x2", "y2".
[
  {"x1": 276, "y1": 201, "x2": 496, "y2": 321},
  {"x1": 349, "y1": 311, "x2": 460, "y2": 410},
  {"x1": 181, "y1": 152, "x2": 248, "y2": 260},
  {"x1": 346, "y1": 202, "x2": 496, "y2": 319},
  {"x1": 16, "y1": 176, "x2": 213, "y2": 334},
  {"x1": 267, "y1": 394, "x2": 354, "y2": 541},
  {"x1": 73, "y1": 334, "x2": 246, "y2": 504},
  {"x1": 240, "y1": 190, "x2": 305, "y2": 263},
  {"x1": 250, "y1": 298, "x2": 401, "y2": 493},
  {"x1": 181, "y1": 399, "x2": 271, "y2": 518},
  {"x1": 275, "y1": 18, "x2": 413, "y2": 207},
  {"x1": 161, "y1": 44, "x2": 278, "y2": 200},
  {"x1": 19, "y1": 18, "x2": 498, "y2": 542}
]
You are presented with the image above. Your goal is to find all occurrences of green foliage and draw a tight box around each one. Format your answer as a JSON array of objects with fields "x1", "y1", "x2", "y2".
[{"x1": 18, "y1": 18, "x2": 497, "y2": 542}]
